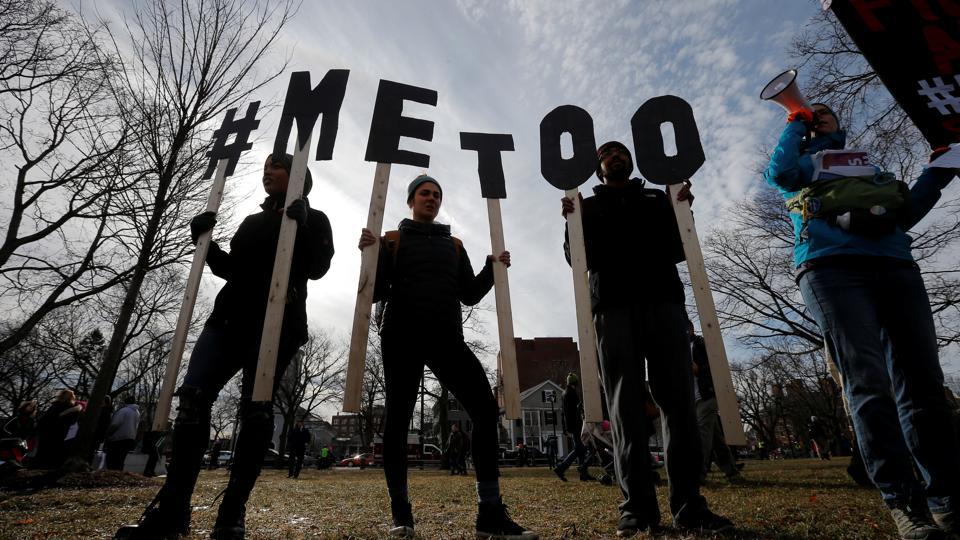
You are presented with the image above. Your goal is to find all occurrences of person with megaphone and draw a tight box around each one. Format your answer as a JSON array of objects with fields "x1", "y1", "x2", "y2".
[{"x1": 762, "y1": 70, "x2": 960, "y2": 539}]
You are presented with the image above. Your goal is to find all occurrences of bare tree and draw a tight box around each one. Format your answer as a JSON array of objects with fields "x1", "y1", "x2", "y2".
[
  {"x1": 69, "y1": 0, "x2": 296, "y2": 467},
  {"x1": 275, "y1": 330, "x2": 345, "y2": 455},
  {"x1": 731, "y1": 357, "x2": 784, "y2": 449},
  {"x1": 357, "y1": 328, "x2": 387, "y2": 451},
  {"x1": 421, "y1": 303, "x2": 496, "y2": 448},
  {"x1": 210, "y1": 380, "x2": 240, "y2": 445},
  {"x1": 0, "y1": 322, "x2": 67, "y2": 416},
  {"x1": 0, "y1": 0, "x2": 134, "y2": 355}
]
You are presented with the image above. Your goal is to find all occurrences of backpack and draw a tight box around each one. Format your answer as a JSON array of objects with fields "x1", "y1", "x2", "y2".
[
  {"x1": 786, "y1": 172, "x2": 910, "y2": 236},
  {"x1": 382, "y1": 230, "x2": 463, "y2": 266}
]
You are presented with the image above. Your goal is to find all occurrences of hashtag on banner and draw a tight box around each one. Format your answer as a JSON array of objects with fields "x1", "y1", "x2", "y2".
[
  {"x1": 917, "y1": 76, "x2": 960, "y2": 116},
  {"x1": 202, "y1": 101, "x2": 261, "y2": 179}
]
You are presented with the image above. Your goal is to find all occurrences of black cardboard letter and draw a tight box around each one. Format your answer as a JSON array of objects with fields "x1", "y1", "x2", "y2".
[
  {"x1": 631, "y1": 95, "x2": 705, "y2": 185},
  {"x1": 539, "y1": 105, "x2": 597, "y2": 190},
  {"x1": 272, "y1": 70, "x2": 350, "y2": 161},
  {"x1": 203, "y1": 101, "x2": 261, "y2": 179},
  {"x1": 365, "y1": 80, "x2": 438, "y2": 167},
  {"x1": 460, "y1": 132, "x2": 515, "y2": 199}
]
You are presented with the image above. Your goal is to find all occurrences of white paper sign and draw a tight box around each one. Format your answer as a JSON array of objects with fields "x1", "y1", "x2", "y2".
[{"x1": 926, "y1": 143, "x2": 960, "y2": 169}]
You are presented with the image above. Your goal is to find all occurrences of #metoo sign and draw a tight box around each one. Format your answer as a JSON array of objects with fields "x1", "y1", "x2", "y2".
[{"x1": 224, "y1": 69, "x2": 706, "y2": 189}]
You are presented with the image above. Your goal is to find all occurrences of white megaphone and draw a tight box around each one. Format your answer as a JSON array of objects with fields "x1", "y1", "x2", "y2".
[{"x1": 760, "y1": 69, "x2": 812, "y2": 114}]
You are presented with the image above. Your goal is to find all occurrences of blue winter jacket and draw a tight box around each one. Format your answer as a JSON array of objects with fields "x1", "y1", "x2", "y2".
[{"x1": 763, "y1": 120, "x2": 955, "y2": 267}]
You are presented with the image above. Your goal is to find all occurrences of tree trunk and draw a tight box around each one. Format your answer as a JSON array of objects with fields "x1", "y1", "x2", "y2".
[{"x1": 64, "y1": 170, "x2": 174, "y2": 471}]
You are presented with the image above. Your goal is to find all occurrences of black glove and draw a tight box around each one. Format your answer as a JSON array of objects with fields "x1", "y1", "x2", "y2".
[
  {"x1": 190, "y1": 211, "x2": 217, "y2": 245},
  {"x1": 286, "y1": 198, "x2": 308, "y2": 227}
]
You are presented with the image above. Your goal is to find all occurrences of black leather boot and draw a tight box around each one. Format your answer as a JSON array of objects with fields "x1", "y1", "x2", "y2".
[
  {"x1": 115, "y1": 386, "x2": 210, "y2": 540},
  {"x1": 210, "y1": 400, "x2": 274, "y2": 539}
]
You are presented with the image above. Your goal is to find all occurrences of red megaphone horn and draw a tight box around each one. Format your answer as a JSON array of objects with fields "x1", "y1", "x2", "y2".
[{"x1": 760, "y1": 69, "x2": 812, "y2": 114}]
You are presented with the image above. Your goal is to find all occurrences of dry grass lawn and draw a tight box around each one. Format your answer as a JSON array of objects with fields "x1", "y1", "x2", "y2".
[{"x1": 0, "y1": 458, "x2": 899, "y2": 539}]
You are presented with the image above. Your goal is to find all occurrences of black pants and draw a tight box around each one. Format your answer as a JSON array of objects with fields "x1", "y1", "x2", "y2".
[
  {"x1": 382, "y1": 330, "x2": 500, "y2": 498},
  {"x1": 595, "y1": 303, "x2": 704, "y2": 521},
  {"x1": 157, "y1": 324, "x2": 298, "y2": 517},
  {"x1": 288, "y1": 451, "x2": 304, "y2": 478},
  {"x1": 105, "y1": 439, "x2": 135, "y2": 470}
]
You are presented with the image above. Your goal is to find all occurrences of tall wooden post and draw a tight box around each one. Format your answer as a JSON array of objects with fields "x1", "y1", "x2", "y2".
[
  {"x1": 666, "y1": 183, "x2": 745, "y2": 445},
  {"x1": 486, "y1": 198, "x2": 520, "y2": 419},
  {"x1": 343, "y1": 162, "x2": 392, "y2": 412},
  {"x1": 250, "y1": 134, "x2": 312, "y2": 402},
  {"x1": 152, "y1": 158, "x2": 229, "y2": 431},
  {"x1": 564, "y1": 188, "x2": 603, "y2": 423}
]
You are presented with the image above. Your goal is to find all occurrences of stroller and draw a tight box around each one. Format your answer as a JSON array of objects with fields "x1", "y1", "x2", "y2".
[
  {"x1": 0, "y1": 417, "x2": 30, "y2": 477},
  {"x1": 580, "y1": 420, "x2": 616, "y2": 485},
  {"x1": 580, "y1": 419, "x2": 663, "y2": 486}
]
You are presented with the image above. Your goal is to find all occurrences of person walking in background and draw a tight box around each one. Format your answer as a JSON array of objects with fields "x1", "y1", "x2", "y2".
[
  {"x1": 287, "y1": 420, "x2": 310, "y2": 479},
  {"x1": 208, "y1": 439, "x2": 224, "y2": 470},
  {"x1": 764, "y1": 101, "x2": 959, "y2": 538},
  {"x1": 552, "y1": 372, "x2": 594, "y2": 482},
  {"x1": 447, "y1": 423, "x2": 465, "y2": 475},
  {"x1": 688, "y1": 320, "x2": 744, "y2": 484},
  {"x1": 807, "y1": 416, "x2": 831, "y2": 460},
  {"x1": 105, "y1": 395, "x2": 140, "y2": 471}
]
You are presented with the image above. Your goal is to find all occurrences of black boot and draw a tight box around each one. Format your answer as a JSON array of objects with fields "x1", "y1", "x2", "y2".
[
  {"x1": 476, "y1": 498, "x2": 538, "y2": 539},
  {"x1": 210, "y1": 401, "x2": 273, "y2": 539},
  {"x1": 388, "y1": 499, "x2": 415, "y2": 537},
  {"x1": 115, "y1": 386, "x2": 210, "y2": 540}
]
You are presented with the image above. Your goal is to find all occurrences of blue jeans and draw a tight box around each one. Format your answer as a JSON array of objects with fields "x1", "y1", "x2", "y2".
[
  {"x1": 555, "y1": 432, "x2": 587, "y2": 473},
  {"x1": 799, "y1": 263, "x2": 959, "y2": 511}
]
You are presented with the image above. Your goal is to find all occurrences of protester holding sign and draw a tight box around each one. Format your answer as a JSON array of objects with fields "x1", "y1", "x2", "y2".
[
  {"x1": 358, "y1": 174, "x2": 536, "y2": 540},
  {"x1": 764, "y1": 104, "x2": 959, "y2": 539},
  {"x1": 118, "y1": 154, "x2": 334, "y2": 540},
  {"x1": 560, "y1": 142, "x2": 732, "y2": 537}
]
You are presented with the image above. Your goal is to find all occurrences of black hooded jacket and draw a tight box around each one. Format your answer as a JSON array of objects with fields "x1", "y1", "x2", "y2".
[
  {"x1": 205, "y1": 194, "x2": 334, "y2": 345},
  {"x1": 564, "y1": 178, "x2": 685, "y2": 312},
  {"x1": 374, "y1": 218, "x2": 493, "y2": 336}
]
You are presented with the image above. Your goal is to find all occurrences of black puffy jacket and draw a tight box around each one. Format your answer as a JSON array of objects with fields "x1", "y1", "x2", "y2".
[
  {"x1": 374, "y1": 218, "x2": 493, "y2": 335},
  {"x1": 205, "y1": 194, "x2": 334, "y2": 345},
  {"x1": 564, "y1": 179, "x2": 685, "y2": 312}
]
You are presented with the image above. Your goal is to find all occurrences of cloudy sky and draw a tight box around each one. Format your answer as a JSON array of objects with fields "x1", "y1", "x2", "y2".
[{"x1": 87, "y1": 0, "x2": 960, "y2": 395}]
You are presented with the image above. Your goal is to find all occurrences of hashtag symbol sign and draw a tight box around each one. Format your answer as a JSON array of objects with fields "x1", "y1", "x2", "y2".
[
  {"x1": 203, "y1": 101, "x2": 261, "y2": 179},
  {"x1": 917, "y1": 76, "x2": 960, "y2": 116}
]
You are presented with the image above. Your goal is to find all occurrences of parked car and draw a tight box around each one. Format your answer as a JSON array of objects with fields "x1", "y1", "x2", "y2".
[
  {"x1": 338, "y1": 453, "x2": 375, "y2": 467},
  {"x1": 230, "y1": 448, "x2": 285, "y2": 470},
  {"x1": 202, "y1": 450, "x2": 232, "y2": 467},
  {"x1": 263, "y1": 448, "x2": 287, "y2": 469},
  {"x1": 422, "y1": 443, "x2": 442, "y2": 461},
  {"x1": 501, "y1": 445, "x2": 549, "y2": 466}
]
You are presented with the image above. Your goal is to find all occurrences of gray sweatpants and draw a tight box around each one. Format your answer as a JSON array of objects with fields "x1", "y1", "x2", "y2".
[
  {"x1": 696, "y1": 396, "x2": 739, "y2": 479},
  {"x1": 595, "y1": 302, "x2": 705, "y2": 521}
]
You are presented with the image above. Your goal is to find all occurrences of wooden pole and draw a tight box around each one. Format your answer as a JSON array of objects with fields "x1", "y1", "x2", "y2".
[
  {"x1": 152, "y1": 158, "x2": 229, "y2": 431},
  {"x1": 250, "y1": 134, "x2": 312, "y2": 402},
  {"x1": 343, "y1": 162, "x2": 392, "y2": 412},
  {"x1": 564, "y1": 188, "x2": 603, "y2": 423},
  {"x1": 666, "y1": 184, "x2": 746, "y2": 445},
  {"x1": 486, "y1": 198, "x2": 520, "y2": 419}
]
